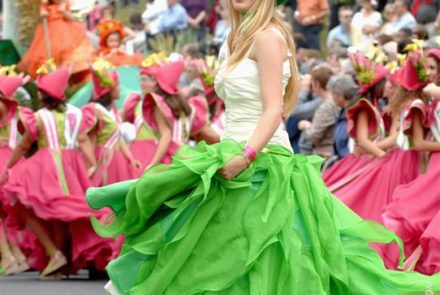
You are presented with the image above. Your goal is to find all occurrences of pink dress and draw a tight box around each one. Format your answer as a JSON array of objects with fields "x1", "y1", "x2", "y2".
[
  {"x1": 0, "y1": 107, "x2": 46, "y2": 269},
  {"x1": 323, "y1": 99, "x2": 383, "y2": 190},
  {"x1": 3, "y1": 104, "x2": 116, "y2": 273},
  {"x1": 417, "y1": 210, "x2": 440, "y2": 275},
  {"x1": 81, "y1": 103, "x2": 136, "y2": 186},
  {"x1": 332, "y1": 100, "x2": 423, "y2": 224},
  {"x1": 123, "y1": 93, "x2": 210, "y2": 178},
  {"x1": 379, "y1": 98, "x2": 440, "y2": 273}
]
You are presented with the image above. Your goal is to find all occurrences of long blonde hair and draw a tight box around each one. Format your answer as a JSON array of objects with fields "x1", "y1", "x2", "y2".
[{"x1": 226, "y1": 0, "x2": 299, "y2": 115}]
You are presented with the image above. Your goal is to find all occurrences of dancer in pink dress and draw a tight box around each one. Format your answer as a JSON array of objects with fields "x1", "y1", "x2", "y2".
[
  {"x1": 81, "y1": 63, "x2": 141, "y2": 185},
  {"x1": 123, "y1": 61, "x2": 216, "y2": 177},
  {"x1": 331, "y1": 53, "x2": 424, "y2": 224},
  {"x1": 0, "y1": 76, "x2": 33, "y2": 275},
  {"x1": 323, "y1": 53, "x2": 398, "y2": 191},
  {"x1": 379, "y1": 49, "x2": 440, "y2": 274},
  {"x1": 2, "y1": 69, "x2": 115, "y2": 278}
]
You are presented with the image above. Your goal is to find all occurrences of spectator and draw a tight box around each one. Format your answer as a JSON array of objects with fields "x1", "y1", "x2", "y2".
[
  {"x1": 298, "y1": 64, "x2": 338, "y2": 157},
  {"x1": 351, "y1": 0, "x2": 382, "y2": 44},
  {"x1": 182, "y1": 43, "x2": 201, "y2": 59},
  {"x1": 412, "y1": 0, "x2": 440, "y2": 27},
  {"x1": 327, "y1": 6, "x2": 353, "y2": 48},
  {"x1": 329, "y1": 0, "x2": 355, "y2": 30},
  {"x1": 396, "y1": 27, "x2": 412, "y2": 42},
  {"x1": 293, "y1": 0, "x2": 329, "y2": 50},
  {"x1": 100, "y1": 5, "x2": 116, "y2": 21},
  {"x1": 125, "y1": 13, "x2": 147, "y2": 54},
  {"x1": 121, "y1": 0, "x2": 140, "y2": 6},
  {"x1": 286, "y1": 73, "x2": 322, "y2": 153},
  {"x1": 294, "y1": 74, "x2": 322, "y2": 121},
  {"x1": 386, "y1": 0, "x2": 416, "y2": 35},
  {"x1": 381, "y1": 3, "x2": 398, "y2": 35},
  {"x1": 142, "y1": 0, "x2": 168, "y2": 35},
  {"x1": 377, "y1": 34, "x2": 394, "y2": 46},
  {"x1": 212, "y1": 0, "x2": 229, "y2": 47},
  {"x1": 205, "y1": 0, "x2": 221, "y2": 35},
  {"x1": 180, "y1": 43, "x2": 201, "y2": 87},
  {"x1": 180, "y1": 59, "x2": 205, "y2": 98},
  {"x1": 412, "y1": 25, "x2": 430, "y2": 40},
  {"x1": 327, "y1": 75, "x2": 359, "y2": 159},
  {"x1": 157, "y1": 0, "x2": 188, "y2": 33},
  {"x1": 181, "y1": 0, "x2": 208, "y2": 44},
  {"x1": 299, "y1": 49, "x2": 323, "y2": 74},
  {"x1": 87, "y1": 1, "x2": 102, "y2": 31},
  {"x1": 327, "y1": 46, "x2": 348, "y2": 74}
]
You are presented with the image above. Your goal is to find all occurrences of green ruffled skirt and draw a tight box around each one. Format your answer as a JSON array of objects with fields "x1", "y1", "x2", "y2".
[{"x1": 87, "y1": 140, "x2": 440, "y2": 295}]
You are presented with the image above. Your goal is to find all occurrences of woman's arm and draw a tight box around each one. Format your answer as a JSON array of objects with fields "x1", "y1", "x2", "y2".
[
  {"x1": 77, "y1": 132, "x2": 98, "y2": 176},
  {"x1": 375, "y1": 113, "x2": 399, "y2": 150},
  {"x1": 356, "y1": 110, "x2": 387, "y2": 157},
  {"x1": 423, "y1": 83, "x2": 440, "y2": 100},
  {"x1": 362, "y1": 25, "x2": 379, "y2": 34},
  {"x1": 5, "y1": 131, "x2": 33, "y2": 169},
  {"x1": 412, "y1": 111, "x2": 440, "y2": 151},
  {"x1": 119, "y1": 139, "x2": 141, "y2": 169},
  {"x1": 219, "y1": 30, "x2": 287, "y2": 180},
  {"x1": 148, "y1": 106, "x2": 172, "y2": 166},
  {"x1": 188, "y1": 11, "x2": 207, "y2": 27},
  {"x1": 1, "y1": 132, "x2": 33, "y2": 183},
  {"x1": 193, "y1": 126, "x2": 220, "y2": 144}
]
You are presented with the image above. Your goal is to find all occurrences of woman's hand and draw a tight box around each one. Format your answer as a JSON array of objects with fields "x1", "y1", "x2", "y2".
[
  {"x1": 130, "y1": 159, "x2": 142, "y2": 170},
  {"x1": 353, "y1": 144, "x2": 366, "y2": 155},
  {"x1": 376, "y1": 150, "x2": 387, "y2": 158},
  {"x1": 218, "y1": 156, "x2": 248, "y2": 180},
  {"x1": 298, "y1": 120, "x2": 312, "y2": 131},
  {"x1": 0, "y1": 170, "x2": 8, "y2": 185},
  {"x1": 87, "y1": 165, "x2": 98, "y2": 178}
]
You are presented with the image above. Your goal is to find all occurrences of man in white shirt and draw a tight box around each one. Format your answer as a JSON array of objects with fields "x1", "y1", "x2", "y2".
[{"x1": 142, "y1": 0, "x2": 168, "y2": 35}]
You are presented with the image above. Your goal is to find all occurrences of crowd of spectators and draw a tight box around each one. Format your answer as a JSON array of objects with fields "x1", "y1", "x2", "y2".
[
  {"x1": 121, "y1": 0, "x2": 439, "y2": 163},
  {"x1": 284, "y1": 0, "x2": 440, "y2": 166},
  {"x1": 5, "y1": 0, "x2": 437, "y2": 164}
]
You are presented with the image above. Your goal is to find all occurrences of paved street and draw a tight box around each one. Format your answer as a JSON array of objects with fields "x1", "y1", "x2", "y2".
[{"x1": 0, "y1": 271, "x2": 106, "y2": 295}]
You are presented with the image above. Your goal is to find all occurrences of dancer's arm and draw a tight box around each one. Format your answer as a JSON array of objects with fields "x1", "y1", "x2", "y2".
[
  {"x1": 219, "y1": 30, "x2": 287, "y2": 180},
  {"x1": 375, "y1": 113, "x2": 399, "y2": 151},
  {"x1": 423, "y1": 83, "x2": 440, "y2": 100},
  {"x1": 120, "y1": 140, "x2": 142, "y2": 169},
  {"x1": 412, "y1": 112, "x2": 440, "y2": 151},
  {"x1": 192, "y1": 126, "x2": 220, "y2": 144},
  {"x1": 1, "y1": 132, "x2": 33, "y2": 183},
  {"x1": 78, "y1": 133, "x2": 98, "y2": 177},
  {"x1": 148, "y1": 106, "x2": 172, "y2": 167},
  {"x1": 356, "y1": 110, "x2": 386, "y2": 158}
]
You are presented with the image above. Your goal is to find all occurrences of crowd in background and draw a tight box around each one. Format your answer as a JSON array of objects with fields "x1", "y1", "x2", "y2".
[{"x1": 63, "y1": 0, "x2": 440, "y2": 163}]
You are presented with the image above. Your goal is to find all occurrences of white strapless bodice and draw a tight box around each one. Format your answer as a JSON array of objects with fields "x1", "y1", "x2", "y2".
[{"x1": 214, "y1": 42, "x2": 293, "y2": 151}]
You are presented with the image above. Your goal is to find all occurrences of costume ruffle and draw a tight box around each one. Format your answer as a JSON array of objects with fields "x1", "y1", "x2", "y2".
[{"x1": 87, "y1": 140, "x2": 439, "y2": 295}]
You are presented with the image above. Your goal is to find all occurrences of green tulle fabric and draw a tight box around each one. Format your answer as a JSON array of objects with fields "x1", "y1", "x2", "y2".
[{"x1": 87, "y1": 140, "x2": 440, "y2": 295}]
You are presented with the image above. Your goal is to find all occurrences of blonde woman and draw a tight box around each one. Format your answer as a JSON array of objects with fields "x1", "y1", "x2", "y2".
[{"x1": 87, "y1": 0, "x2": 440, "y2": 294}]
